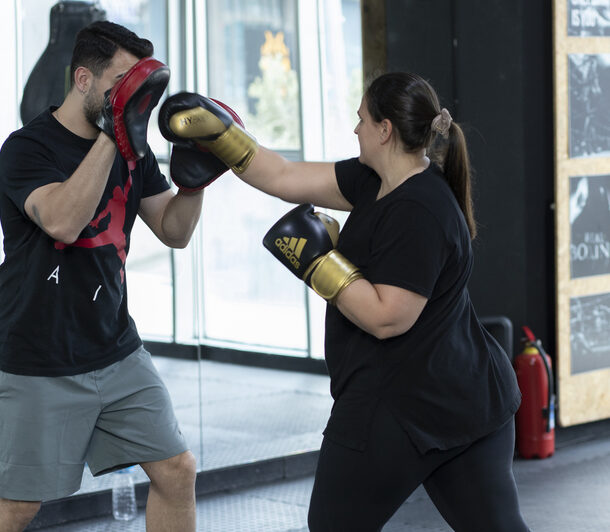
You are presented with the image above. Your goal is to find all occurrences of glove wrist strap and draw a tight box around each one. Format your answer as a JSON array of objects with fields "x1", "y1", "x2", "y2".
[
  {"x1": 197, "y1": 124, "x2": 259, "y2": 174},
  {"x1": 307, "y1": 250, "x2": 363, "y2": 303}
]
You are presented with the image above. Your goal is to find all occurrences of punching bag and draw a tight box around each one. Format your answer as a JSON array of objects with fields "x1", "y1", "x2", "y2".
[{"x1": 20, "y1": 1, "x2": 106, "y2": 125}]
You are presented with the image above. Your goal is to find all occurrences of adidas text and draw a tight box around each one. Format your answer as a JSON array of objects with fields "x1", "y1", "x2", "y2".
[{"x1": 274, "y1": 237, "x2": 307, "y2": 269}]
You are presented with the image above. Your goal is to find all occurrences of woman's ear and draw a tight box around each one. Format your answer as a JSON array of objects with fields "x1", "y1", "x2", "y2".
[{"x1": 379, "y1": 118, "x2": 392, "y2": 144}]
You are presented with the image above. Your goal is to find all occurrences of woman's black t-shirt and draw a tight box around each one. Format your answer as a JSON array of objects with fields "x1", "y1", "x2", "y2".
[
  {"x1": 0, "y1": 109, "x2": 170, "y2": 376},
  {"x1": 324, "y1": 157, "x2": 521, "y2": 453}
]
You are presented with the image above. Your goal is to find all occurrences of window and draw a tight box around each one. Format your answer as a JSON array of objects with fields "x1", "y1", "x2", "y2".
[
  {"x1": 181, "y1": 0, "x2": 307, "y2": 352},
  {"x1": 173, "y1": 0, "x2": 362, "y2": 357},
  {"x1": 10, "y1": 0, "x2": 362, "y2": 356}
]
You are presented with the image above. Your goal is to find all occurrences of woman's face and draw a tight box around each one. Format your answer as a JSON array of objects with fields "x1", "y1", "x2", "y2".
[{"x1": 354, "y1": 97, "x2": 382, "y2": 166}]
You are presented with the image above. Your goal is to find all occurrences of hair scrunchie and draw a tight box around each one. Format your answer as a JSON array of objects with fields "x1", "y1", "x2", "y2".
[{"x1": 431, "y1": 108, "x2": 453, "y2": 139}]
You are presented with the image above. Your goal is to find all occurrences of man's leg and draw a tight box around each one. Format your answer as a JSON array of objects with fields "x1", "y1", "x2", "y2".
[
  {"x1": 140, "y1": 451, "x2": 197, "y2": 532},
  {"x1": 0, "y1": 499, "x2": 41, "y2": 532},
  {"x1": 87, "y1": 349, "x2": 195, "y2": 530},
  {"x1": 0, "y1": 371, "x2": 98, "y2": 528}
]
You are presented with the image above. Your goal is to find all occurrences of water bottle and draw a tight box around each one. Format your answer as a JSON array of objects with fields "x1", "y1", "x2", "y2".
[{"x1": 112, "y1": 466, "x2": 137, "y2": 521}]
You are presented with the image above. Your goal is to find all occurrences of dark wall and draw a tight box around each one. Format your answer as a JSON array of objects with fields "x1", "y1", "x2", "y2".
[{"x1": 385, "y1": 0, "x2": 555, "y2": 358}]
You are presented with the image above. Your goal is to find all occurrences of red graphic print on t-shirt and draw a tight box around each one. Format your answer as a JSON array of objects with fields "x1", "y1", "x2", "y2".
[{"x1": 55, "y1": 175, "x2": 132, "y2": 283}]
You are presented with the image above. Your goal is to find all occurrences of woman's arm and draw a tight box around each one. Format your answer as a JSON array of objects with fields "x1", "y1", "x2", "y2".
[
  {"x1": 336, "y1": 280, "x2": 428, "y2": 339},
  {"x1": 238, "y1": 147, "x2": 353, "y2": 211},
  {"x1": 159, "y1": 94, "x2": 354, "y2": 211}
]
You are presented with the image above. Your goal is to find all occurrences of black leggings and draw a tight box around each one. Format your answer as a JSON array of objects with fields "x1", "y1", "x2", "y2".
[{"x1": 308, "y1": 404, "x2": 529, "y2": 532}]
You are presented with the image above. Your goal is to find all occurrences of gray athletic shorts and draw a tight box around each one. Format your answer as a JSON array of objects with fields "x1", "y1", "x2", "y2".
[{"x1": 0, "y1": 346, "x2": 188, "y2": 502}]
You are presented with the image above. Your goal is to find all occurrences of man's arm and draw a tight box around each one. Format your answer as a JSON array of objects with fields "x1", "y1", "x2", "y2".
[
  {"x1": 24, "y1": 133, "x2": 116, "y2": 243},
  {"x1": 138, "y1": 188, "x2": 203, "y2": 249},
  {"x1": 26, "y1": 55, "x2": 170, "y2": 243}
]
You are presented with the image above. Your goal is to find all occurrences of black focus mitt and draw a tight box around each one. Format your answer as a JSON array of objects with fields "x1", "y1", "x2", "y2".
[{"x1": 168, "y1": 145, "x2": 229, "y2": 191}]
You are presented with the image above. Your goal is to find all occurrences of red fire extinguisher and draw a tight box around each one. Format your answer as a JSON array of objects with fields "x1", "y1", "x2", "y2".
[{"x1": 513, "y1": 326, "x2": 555, "y2": 459}]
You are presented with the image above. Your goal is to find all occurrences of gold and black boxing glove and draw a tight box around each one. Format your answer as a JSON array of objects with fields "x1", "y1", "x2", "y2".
[
  {"x1": 263, "y1": 204, "x2": 362, "y2": 304},
  {"x1": 303, "y1": 250, "x2": 363, "y2": 303},
  {"x1": 158, "y1": 92, "x2": 258, "y2": 174}
]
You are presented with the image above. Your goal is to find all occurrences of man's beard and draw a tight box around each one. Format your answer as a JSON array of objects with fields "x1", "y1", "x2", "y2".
[{"x1": 83, "y1": 90, "x2": 104, "y2": 129}]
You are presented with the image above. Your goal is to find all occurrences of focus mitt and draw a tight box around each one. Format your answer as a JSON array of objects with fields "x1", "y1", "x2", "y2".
[
  {"x1": 168, "y1": 145, "x2": 228, "y2": 191},
  {"x1": 97, "y1": 56, "x2": 170, "y2": 163}
]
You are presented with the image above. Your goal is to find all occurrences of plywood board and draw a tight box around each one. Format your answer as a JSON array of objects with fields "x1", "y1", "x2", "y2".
[{"x1": 554, "y1": 0, "x2": 610, "y2": 426}]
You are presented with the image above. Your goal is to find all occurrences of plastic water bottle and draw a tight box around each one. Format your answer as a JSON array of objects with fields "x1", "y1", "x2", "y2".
[{"x1": 112, "y1": 466, "x2": 137, "y2": 521}]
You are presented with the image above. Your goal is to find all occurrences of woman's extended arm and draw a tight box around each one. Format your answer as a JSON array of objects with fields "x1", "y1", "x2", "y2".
[{"x1": 237, "y1": 147, "x2": 353, "y2": 211}]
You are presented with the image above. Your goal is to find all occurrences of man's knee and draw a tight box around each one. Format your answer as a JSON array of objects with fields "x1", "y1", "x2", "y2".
[
  {"x1": 0, "y1": 498, "x2": 42, "y2": 528},
  {"x1": 167, "y1": 451, "x2": 197, "y2": 483},
  {"x1": 146, "y1": 451, "x2": 197, "y2": 492}
]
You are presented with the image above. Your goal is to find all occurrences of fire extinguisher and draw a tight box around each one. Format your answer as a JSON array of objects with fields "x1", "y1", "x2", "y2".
[{"x1": 513, "y1": 326, "x2": 556, "y2": 459}]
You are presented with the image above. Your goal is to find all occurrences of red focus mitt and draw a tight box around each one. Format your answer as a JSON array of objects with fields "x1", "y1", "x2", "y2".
[{"x1": 97, "y1": 57, "x2": 170, "y2": 163}]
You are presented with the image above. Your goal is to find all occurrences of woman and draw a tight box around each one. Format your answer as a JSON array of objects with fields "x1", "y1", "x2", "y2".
[{"x1": 161, "y1": 72, "x2": 530, "y2": 532}]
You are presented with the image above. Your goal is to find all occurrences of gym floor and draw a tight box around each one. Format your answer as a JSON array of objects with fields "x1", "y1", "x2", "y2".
[{"x1": 27, "y1": 358, "x2": 610, "y2": 531}]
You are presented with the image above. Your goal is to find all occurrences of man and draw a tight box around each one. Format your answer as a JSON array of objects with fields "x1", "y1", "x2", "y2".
[{"x1": 0, "y1": 21, "x2": 210, "y2": 531}]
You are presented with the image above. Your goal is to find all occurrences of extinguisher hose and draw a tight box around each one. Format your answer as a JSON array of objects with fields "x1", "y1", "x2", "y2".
[{"x1": 534, "y1": 340, "x2": 555, "y2": 432}]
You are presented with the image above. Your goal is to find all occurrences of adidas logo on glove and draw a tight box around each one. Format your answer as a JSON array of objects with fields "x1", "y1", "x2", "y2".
[
  {"x1": 263, "y1": 204, "x2": 362, "y2": 302},
  {"x1": 274, "y1": 236, "x2": 307, "y2": 270}
]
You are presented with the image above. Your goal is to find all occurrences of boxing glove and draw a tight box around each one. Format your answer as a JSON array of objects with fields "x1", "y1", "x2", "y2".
[
  {"x1": 158, "y1": 92, "x2": 258, "y2": 174},
  {"x1": 263, "y1": 204, "x2": 362, "y2": 303}
]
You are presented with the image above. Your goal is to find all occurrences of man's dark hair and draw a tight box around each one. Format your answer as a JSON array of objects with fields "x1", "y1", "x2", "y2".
[{"x1": 69, "y1": 21, "x2": 154, "y2": 87}]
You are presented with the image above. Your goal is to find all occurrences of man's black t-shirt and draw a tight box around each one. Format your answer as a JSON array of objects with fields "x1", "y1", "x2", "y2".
[
  {"x1": 324, "y1": 158, "x2": 521, "y2": 453},
  {"x1": 0, "y1": 109, "x2": 170, "y2": 376}
]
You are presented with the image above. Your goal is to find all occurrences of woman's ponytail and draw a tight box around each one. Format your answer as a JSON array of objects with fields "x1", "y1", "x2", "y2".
[{"x1": 443, "y1": 122, "x2": 477, "y2": 240}]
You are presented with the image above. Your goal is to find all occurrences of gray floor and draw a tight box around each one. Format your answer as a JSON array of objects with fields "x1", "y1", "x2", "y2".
[{"x1": 30, "y1": 357, "x2": 610, "y2": 531}]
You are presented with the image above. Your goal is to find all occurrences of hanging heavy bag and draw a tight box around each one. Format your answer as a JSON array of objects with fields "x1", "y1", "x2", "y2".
[{"x1": 20, "y1": 1, "x2": 106, "y2": 125}]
